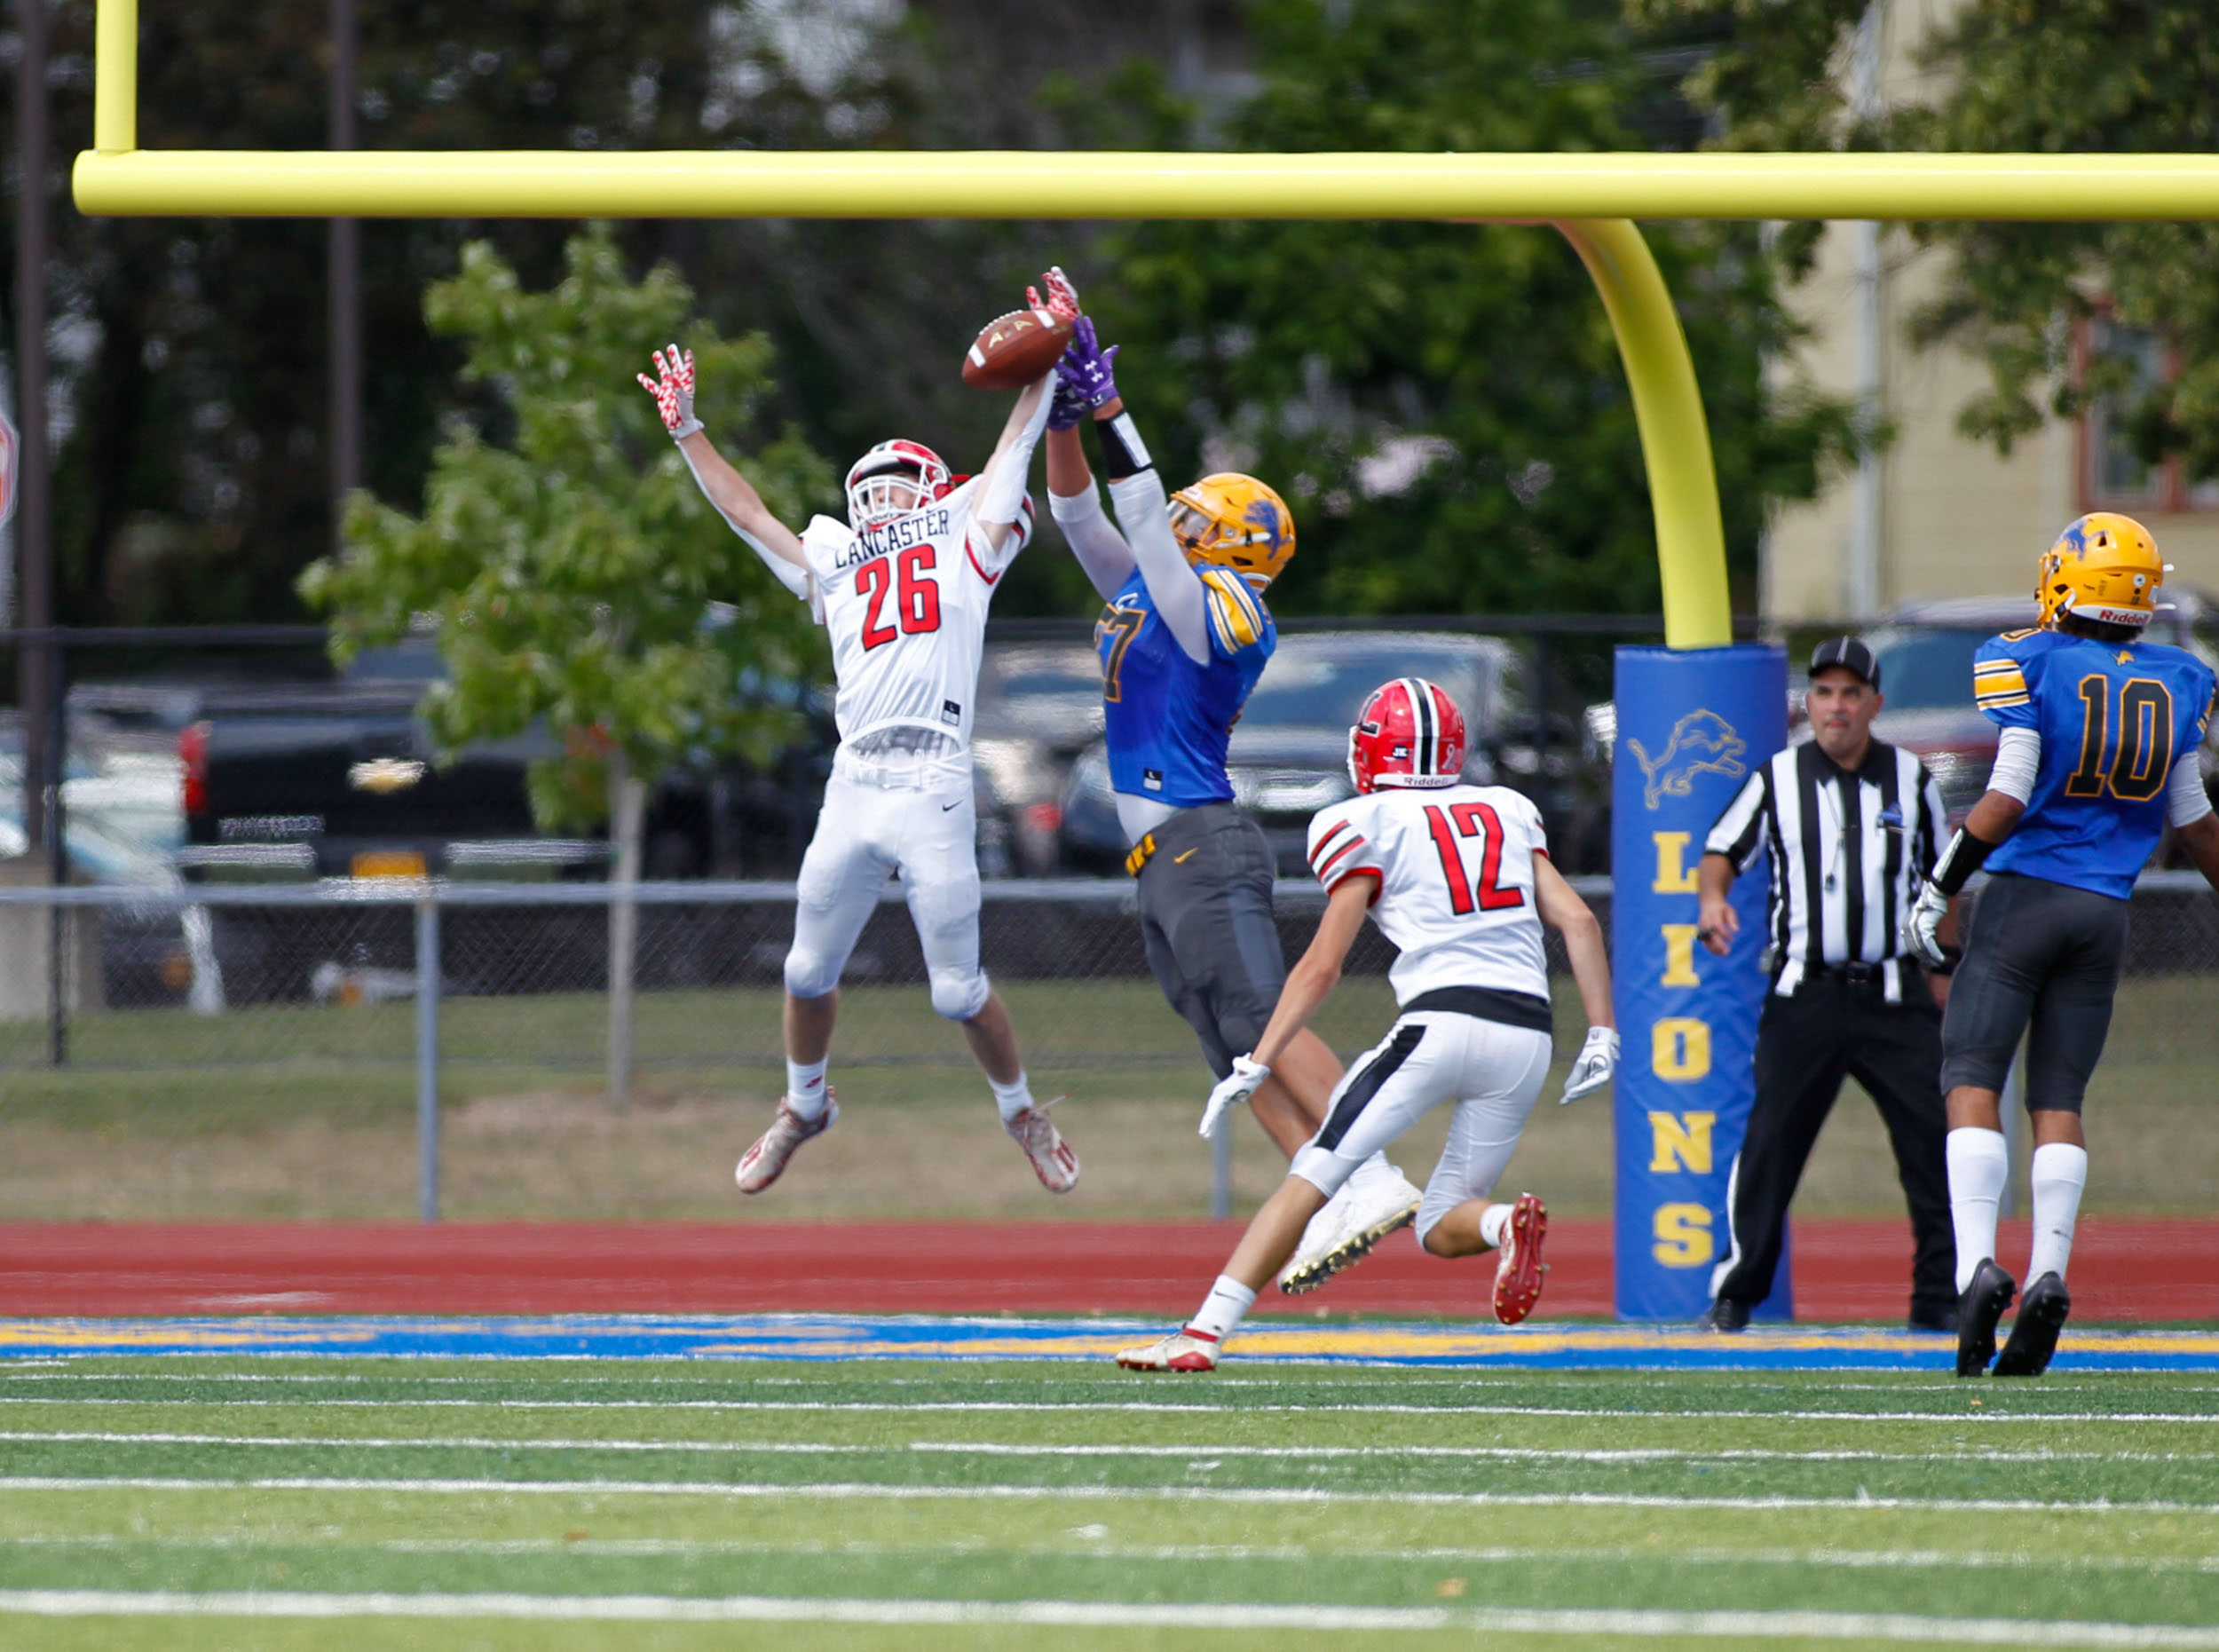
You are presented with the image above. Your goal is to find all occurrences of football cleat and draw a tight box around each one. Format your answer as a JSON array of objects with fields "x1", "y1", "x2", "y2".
[
  {"x1": 1004, "y1": 1099, "x2": 1079, "y2": 1194},
  {"x1": 1115, "y1": 1328, "x2": 1220, "y2": 1372},
  {"x1": 1699, "y1": 1296, "x2": 1751, "y2": 1334},
  {"x1": 1954, "y1": 1258, "x2": 2017, "y2": 1378},
  {"x1": 1992, "y1": 1271, "x2": 2071, "y2": 1378},
  {"x1": 1491, "y1": 1192, "x2": 1549, "y2": 1326},
  {"x1": 734, "y1": 1094, "x2": 837, "y2": 1195},
  {"x1": 1279, "y1": 1169, "x2": 1423, "y2": 1296}
]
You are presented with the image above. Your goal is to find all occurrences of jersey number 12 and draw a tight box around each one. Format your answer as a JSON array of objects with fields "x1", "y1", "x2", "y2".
[
  {"x1": 1423, "y1": 802, "x2": 1524, "y2": 915},
  {"x1": 856, "y1": 545, "x2": 942, "y2": 651}
]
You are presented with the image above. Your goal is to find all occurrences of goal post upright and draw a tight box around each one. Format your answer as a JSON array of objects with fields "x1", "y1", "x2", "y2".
[{"x1": 75, "y1": 0, "x2": 2219, "y2": 1319}]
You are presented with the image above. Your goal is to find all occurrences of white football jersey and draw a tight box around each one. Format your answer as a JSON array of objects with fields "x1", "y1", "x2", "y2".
[
  {"x1": 1306, "y1": 783, "x2": 1551, "y2": 1005},
  {"x1": 800, "y1": 478, "x2": 1021, "y2": 750}
]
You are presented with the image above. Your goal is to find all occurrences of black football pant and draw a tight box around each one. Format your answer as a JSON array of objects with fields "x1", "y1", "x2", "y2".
[{"x1": 1713, "y1": 973, "x2": 1957, "y2": 1323}]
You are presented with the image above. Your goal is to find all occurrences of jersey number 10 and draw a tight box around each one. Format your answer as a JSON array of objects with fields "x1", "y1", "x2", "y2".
[
  {"x1": 1423, "y1": 802, "x2": 1525, "y2": 915},
  {"x1": 2065, "y1": 673, "x2": 2174, "y2": 802},
  {"x1": 856, "y1": 545, "x2": 943, "y2": 651}
]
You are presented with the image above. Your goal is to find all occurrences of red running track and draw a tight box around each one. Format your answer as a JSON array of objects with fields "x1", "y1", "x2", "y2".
[{"x1": 0, "y1": 1218, "x2": 2212, "y2": 1323}]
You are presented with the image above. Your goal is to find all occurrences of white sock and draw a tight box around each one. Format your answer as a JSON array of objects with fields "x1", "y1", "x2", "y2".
[
  {"x1": 1188, "y1": 1274, "x2": 1257, "y2": 1342},
  {"x1": 1947, "y1": 1126, "x2": 2010, "y2": 1292},
  {"x1": 785, "y1": 1057, "x2": 830, "y2": 1120},
  {"x1": 1346, "y1": 1154, "x2": 1403, "y2": 1198},
  {"x1": 2026, "y1": 1142, "x2": 2089, "y2": 1284},
  {"x1": 1479, "y1": 1203, "x2": 1512, "y2": 1250},
  {"x1": 990, "y1": 1071, "x2": 1035, "y2": 1123}
]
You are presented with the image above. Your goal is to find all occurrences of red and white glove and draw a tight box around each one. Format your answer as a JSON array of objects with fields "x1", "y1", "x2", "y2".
[
  {"x1": 1028, "y1": 266, "x2": 1081, "y2": 321},
  {"x1": 636, "y1": 344, "x2": 702, "y2": 439}
]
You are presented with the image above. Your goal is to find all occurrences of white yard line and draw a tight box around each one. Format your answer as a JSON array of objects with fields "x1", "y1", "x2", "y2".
[
  {"x1": 0, "y1": 1428, "x2": 2188, "y2": 1465},
  {"x1": 3, "y1": 1589, "x2": 2219, "y2": 1645},
  {"x1": 1, "y1": 1395, "x2": 2212, "y2": 1424},
  {"x1": 5, "y1": 1474, "x2": 2219, "y2": 1514},
  {"x1": 6, "y1": 1533, "x2": 2219, "y2": 1576}
]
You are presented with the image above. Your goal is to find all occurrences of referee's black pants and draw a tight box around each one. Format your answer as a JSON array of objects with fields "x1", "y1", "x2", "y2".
[{"x1": 1713, "y1": 972, "x2": 1957, "y2": 1324}]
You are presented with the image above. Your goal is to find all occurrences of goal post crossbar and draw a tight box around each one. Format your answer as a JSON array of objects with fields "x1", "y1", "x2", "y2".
[{"x1": 73, "y1": 0, "x2": 2219, "y2": 649}]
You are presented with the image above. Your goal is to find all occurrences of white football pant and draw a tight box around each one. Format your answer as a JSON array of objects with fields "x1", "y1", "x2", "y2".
[
  {"x1": 783, "y1": 749, "x2": 991, "y2": 1022},
  {"x1": 1289, "y1": 1011, "x2": 1553, "y2": 1247}
]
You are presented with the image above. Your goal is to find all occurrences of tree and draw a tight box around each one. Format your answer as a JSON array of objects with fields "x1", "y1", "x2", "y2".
[
  {"x1": 10, "y1": 0, "x2": 1196, "y2": 625},
  {"x1": 1070, "y1": 0, "x2": 1863, "y2": 619},
  {"x1": 299, "y1": 226, "x2": 831, "y2": 1100},
  {"x1": 1641, "y1": 0, "x2": 2219, "y2": 475}
]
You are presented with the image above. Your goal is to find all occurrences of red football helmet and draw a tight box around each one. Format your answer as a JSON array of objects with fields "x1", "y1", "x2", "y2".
[
  {"x1": 846, "y1": 439, "x2": 953, "y2": 530},
  {"x1": 1348, "y1": 677, "x2": 1467, "y2": 794}
]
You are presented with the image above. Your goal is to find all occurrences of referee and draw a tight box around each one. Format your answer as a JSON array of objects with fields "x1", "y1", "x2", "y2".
[{"x1": 1694, "y1": 636, "x2": 1959, "y2": 1332}]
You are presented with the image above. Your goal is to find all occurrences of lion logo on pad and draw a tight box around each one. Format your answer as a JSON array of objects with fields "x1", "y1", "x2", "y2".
[{"x1": 1626, "y1": 709, "x2": 1748, "y2": 810}]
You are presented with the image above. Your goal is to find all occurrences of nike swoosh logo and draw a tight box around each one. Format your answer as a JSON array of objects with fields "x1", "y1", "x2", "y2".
[
  {"x1": 943, "y1": 801, "x2": 961, "y2": 811},
  {"x1": 1173, "y1": 849, "x2": 1198, "y2": 864}
]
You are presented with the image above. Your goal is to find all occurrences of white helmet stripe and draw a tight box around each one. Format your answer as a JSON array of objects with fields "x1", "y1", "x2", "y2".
[{"x1": 1402, "y1": 677, "x2": 1434, "y2": 775}]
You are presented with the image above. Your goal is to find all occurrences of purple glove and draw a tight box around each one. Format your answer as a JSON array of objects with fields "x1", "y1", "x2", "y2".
[
  {"x1": 1055, "y1": 316, "x2": 1120, "y2": 420},
  {"x1": 1048, "y1": 373, "x2": 1093, "y2": 431}
]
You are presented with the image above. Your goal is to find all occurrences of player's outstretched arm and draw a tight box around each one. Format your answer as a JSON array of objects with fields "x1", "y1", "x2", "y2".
[
  {"x1": 1044, "y1": 324, "x2": 1137, "y2": 599},
  {"x1": 1051, "y1": 320, "x2": 1210, "y2": 663},
  {"x1": 1535, "y1": 855, "x2": 1617, "y2": 1103},
  {"x1": 638, "y1": 345, "x2": 809, "y2": 596},
  {"x1": 969, "y1": 374, "x2": 1055, "y2": 556},
  {"x1": 1197, "y1": 873, "x2": 1375, "y2": 1137}
]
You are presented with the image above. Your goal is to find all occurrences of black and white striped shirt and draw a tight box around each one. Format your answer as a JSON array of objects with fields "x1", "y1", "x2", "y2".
[{"x1": 1702, "y1": 739, "x2": 1947, "y2": 1003}]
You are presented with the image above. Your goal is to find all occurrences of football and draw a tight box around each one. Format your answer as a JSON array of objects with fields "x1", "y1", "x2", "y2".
[{"x1": 962, "y1": 306, "x2": 1073, "y2": 391}]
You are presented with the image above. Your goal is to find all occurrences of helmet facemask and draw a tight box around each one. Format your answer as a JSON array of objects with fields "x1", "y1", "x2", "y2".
[{"x1": 848, "y1": 466, "x2": 928, "y2": 531}]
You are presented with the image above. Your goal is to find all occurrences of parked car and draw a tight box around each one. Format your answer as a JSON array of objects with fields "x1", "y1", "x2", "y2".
[
  {"x1": 1058, "y1": 630, "x2": 1573, "y2": 875},
  {"x1": 166, "y1": 639, "x2": 835, "y2": 887},
  {"x1": 968, "y1": 642, "x2": 1105, "y2": 877}
]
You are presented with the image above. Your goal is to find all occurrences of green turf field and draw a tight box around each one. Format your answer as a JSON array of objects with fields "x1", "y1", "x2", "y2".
[{"x1": 4, "y1": 1356, "x2": 2219, "y2": 1648}]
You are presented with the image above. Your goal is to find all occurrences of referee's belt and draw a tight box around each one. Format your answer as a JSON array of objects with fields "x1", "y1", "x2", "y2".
[
  {"x1": 1805, "y1": 960, "x2": 1905, "y2": 986},
  {"x1": 1124, "y1": 833, "x2": 1158, "y2": 877}
]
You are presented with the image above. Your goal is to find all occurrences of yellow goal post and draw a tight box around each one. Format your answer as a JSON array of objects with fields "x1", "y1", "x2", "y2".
[{"x1": 71, "y1": 0, "x2": 2219, "y2": 648}]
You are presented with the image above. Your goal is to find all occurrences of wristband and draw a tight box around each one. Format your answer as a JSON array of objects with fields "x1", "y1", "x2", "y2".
[
  {"x1": 1097, "y1": 411, "x2": 1152, "y2": 480},
  {"x1": 1929, "y1": 827, "x2": 1994, "y2": 897}
]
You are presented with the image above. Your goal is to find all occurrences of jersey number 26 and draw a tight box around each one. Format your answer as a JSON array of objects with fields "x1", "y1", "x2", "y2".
[{"x1": 856, "y1": 545, "x2": 942, "y2": 651}]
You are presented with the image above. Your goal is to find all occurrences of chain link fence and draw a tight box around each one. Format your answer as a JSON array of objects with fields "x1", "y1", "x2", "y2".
[{"x1": 0, "y1": 874, "x2": 2212, "y2": 1223}]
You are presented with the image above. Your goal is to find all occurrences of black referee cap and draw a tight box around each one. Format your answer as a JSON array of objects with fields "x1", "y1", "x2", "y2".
[{"x1": 1808, "y1": 635, "x2": 1880, "y2": 690}]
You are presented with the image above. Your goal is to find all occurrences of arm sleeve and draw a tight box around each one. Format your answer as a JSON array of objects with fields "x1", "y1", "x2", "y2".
[
  {"x1": 1108, "y1": 469, "x2": 1210, "y2": 665},
  {"x1": 1048, "y1": 485, "x2": 1138, "y2": 601},
  {"x1": 2168, "y1": 749, "x2": 2215, "y2": 828},
  {"x1": 1307, "y1": 810, "x2": 1382, "y2": 894},
  {"x1": 1973, "y1": 641, "x2": 2038, "y2": 730},
  {"x1": 1702, "y1": 767, "x2": 1770, "y2": 873},
  {"x1": 1986, "y1": 725, "x2": 2041, "y2": 804},
  {"x1": 971, "y1": 379, "x2": 1054, "y2": 534},
  {"x1": 678, "y1": 443, "x2": 812, "y2": 603}
]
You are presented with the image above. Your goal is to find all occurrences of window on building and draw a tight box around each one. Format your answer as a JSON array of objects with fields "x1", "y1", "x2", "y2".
[{"x1": 2079, "y1": 315, "x2": 2219, "y2": 511}]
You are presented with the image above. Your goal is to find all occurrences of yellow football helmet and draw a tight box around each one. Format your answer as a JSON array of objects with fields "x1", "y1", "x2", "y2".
[
  {"x1": 1167, "y1": 473, "x2": 1296, "y2": 589},
  {"x1": 2037, "y1": 512, "x2": 2166, "y2": 630}
]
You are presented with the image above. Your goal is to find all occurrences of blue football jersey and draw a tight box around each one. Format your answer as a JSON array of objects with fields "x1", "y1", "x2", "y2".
[
  {"x1": 1095, "y1": 562, "x2": 1275, "y2": 810},
  {"x1": 1974, "y1": 627, "x2": 2217, "y2": 899}
]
